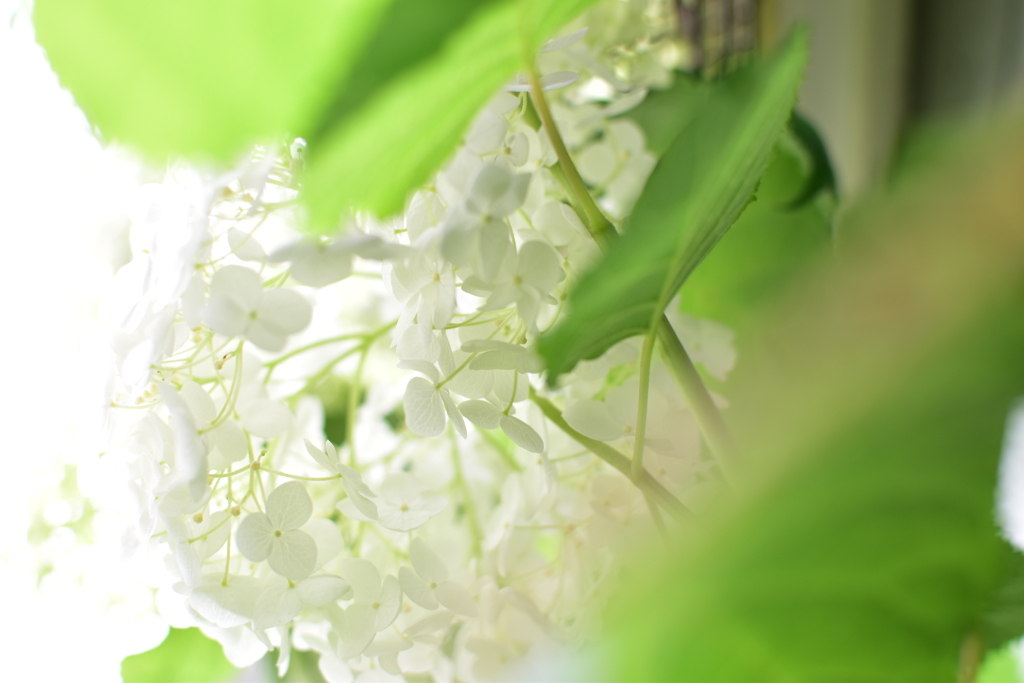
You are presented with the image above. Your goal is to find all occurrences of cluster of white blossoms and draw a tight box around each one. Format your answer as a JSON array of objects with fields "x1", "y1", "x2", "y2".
[{"x1": 93, "y1": 2, "x2": 736, "y2": 680}]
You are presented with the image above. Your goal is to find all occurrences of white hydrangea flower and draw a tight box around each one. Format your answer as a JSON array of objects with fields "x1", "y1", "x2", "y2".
[
  {"x1": 236, "y1": 481, "x2": 319, "y2": 580},
  {"x1": 305, "y1": 439, "x2": 378, "y2": 520},
  {"x1": 398, "y1": 538, "x2": 478, "y2": 616},
  {"x1": 202, "y1": 265, "x2": 312, "y2": 351},
  {"x1": 374, "y1": 473, "x2": 447, "y2": 532}
]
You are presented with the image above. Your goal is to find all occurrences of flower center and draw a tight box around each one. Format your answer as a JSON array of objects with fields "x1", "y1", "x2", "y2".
[
  {"x1": 274, "y1": 530, "x2": 282, "y2": 537},
  {"x1": 400, "y1": 503, "x2": 410, "y2": 511}
]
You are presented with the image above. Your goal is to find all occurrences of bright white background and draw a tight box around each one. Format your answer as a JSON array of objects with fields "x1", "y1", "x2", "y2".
[{"x1": 0, "y1": 2, "x2": 166, "y2": 680}]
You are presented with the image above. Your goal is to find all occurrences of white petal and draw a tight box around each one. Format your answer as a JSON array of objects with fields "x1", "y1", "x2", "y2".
[
  {"x1": 465, "y1": 109, "x2": 508, "y2": 155},
  {"x1": 336, "y1": 603, "x2": 377, "y2": 659},
  {"x1": 209, "y1": 420, "x2": 247, "y2": 467},
  {"x1": 459, "y1": 400, "x2": 501, "y2": 429},
  {"x1": 374, "y1": 575, "x2": 403, "y2": 632},
  {"x1": 235, "y1": 512, "x2": 275, "y2": 562},
  {"x1": 268, "y1": 529, "x2": 318, "y2": 580},
  {"x1": 396, "y1": 324, "x2": 440, "y2": 363},
  {"x1": 344, "y1": 486, "x2": 380, "y2": 521},
  {"x1": 337, "y1": 497, "x2": 376, "y2": 523},
  {"x1": 404, "y1": 610, "x2": 454, "y2": 637},
  {"x1": 193, "y1": 510, "x2": 232, "y2": 560},
  {"x1": 266, "y1": 481, "x2": 314, "y2": 530},
  {"x1": 253, "y1": 581, "x2": 302, "y2": 631},
  {"x1": 409, "y1": 538, "x2": 449, "y2": 584},
  {"x1": 397, "y1": 359, "x2": 441, "y2": 384},
  {"x1": 517, "y1": 240, "x2": 565, "y2": 295},
  {"x1": 159, "y1": 383, "x2": 208, "y2": 500},
  {"x1": 298, "y1": 575, "x2": 350, "y2": 607},
  {"x1": 209, "y1": 266, "x2": 262, "y2": 311},
  {"x1": 181, "y1": 381, "x2": 217, "y2": 424},
  {"x1": 228, "y1": 227, "x2": 267, "y2": 262},
  {"x1": 563, "y1": 400, "x2": 621, "y2": 441},
  {"x1": 440, "y1": 390, "x2": 466, "y2": 439},
  {"x1": 576, "y1": 141, "x2": 616, "y2": 186},
  {"x1": 246, "y1": 323, "x2": 287, "y2": 353},
  {"x1": 258, "y1": 288, "x2": 313, "y2": 335},
  {"x1": 541, "y1": 27, "x2": 588, "y2": 53},
  {"x1": 435, "y1": 581, "x2": 478, "y2": 617},
  {"x1": 239, "y1": 398, "x2": 294, "y2": 438},
  {"x1": 339, "y1": 557, "x2": 382, "y2": 602},
  {"x1": 201, "y1": 295, "x2": 250, "y2": 337},
  {"x1": 304, "y1": 438, "x2": 335, "y2": 472},
  {"x1": 303, "y1": 518, "x2": 343, "y2": 569},
  {"x1": 540, "y1": 71, "x2": 579, "y2": 90},
  {"x1": 403, "y1": 377, "x2": 446, "y2": 437},
  {"x1": 499, "y1": 414, "x2": 544, "y2": 453},
  {"x1": 189, "y1": 575, "x2": 264, "y2": 628},
  {"x1": 292, "y1": 244, "x2": 355, "y2": 287},
  {"x1": 398, "y1": 566, "x2": 439, "y2": 610}
]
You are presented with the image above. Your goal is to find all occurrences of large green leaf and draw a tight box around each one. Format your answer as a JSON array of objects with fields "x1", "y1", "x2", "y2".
[
  {"x1": 538, "y1": 31, "x2": 808, "y2": 382},
  {"x1": 35, "y1": 0, "x2": 601, "y2": 227},
  {"x1": 678, "y1": 141, "x2": 833, "y2": 334},
  {"x1": 605, "y1": 115, "x2": 1024, "y2": 681},
  {"x1": 121, "y1": 628, "x2": 238, "y2": 683},
  {"x1": 34, "y1": 0, "x2": 390, "y2": 162},
  {"x1": 303, "y1": 0, "x2": 602, "y2": 228}
]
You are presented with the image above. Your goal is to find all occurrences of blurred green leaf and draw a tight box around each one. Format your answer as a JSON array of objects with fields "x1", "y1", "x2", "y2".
[
  {"x1": 539, "y1": 31, "x2": 808, "y2": 382},
  {"x1": 621, "y1": 72, "x2": 706, "y2": 157},
  {"x1": 978, "y1": 645, "x2": 1023, "y2": 683},
  {"x1": 303, "y1": 0, "x2": 602, "y2": 228},
  {"x1": 33, "y1": 0, "x2": 390, "y2": 162},
  {"x1": 784, "y1": 111, "x2": 838, "y2": 208},
  {"x1": 678, "y1": 142, "x2": 832, "y2": 334},
  {"x1": 606, "y1": 114, "x2": 1024, "y2": 682},
  {"x1": 982, "y1": 541, "x2": 1024, "y2": 653},
  {"x1": 121, "y1": 628, "x2": 237, "y2": 683},
  {"x1": 35, "y1": 0, "x2": 601, "y2": 229}
]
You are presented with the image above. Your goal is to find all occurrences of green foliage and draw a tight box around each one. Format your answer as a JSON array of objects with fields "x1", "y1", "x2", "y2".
[
  {"x1": 605, "y1": 117, "x2": 1024, "y2": 681},
  {"x1": 303, "y1": 0, "x2": 603, "y2": 228},
  {"x1": 982, "y1": 541, "x2": 1024, "y2": 653},
  {"x1": 34, "y1": 0, "x2": 603, "y2": 231},
  {"x1": 33, "y1": 0, "x2": 389, "y2": 163},
  {"x1": 979, "y1": 646, "x2": 1023, "y2": 683},
  {"x1": 121, "y1": 628, "x2": 237, "y2": 683},
  {"x1": 539, "y1": 31, "x2": 808, "y2": 383},
  {"x1": 678, "y1": 140, "x2": 832, "y2": 335}
]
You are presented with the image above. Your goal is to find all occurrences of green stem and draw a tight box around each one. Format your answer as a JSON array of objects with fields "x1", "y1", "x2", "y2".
[
  {"x1": 530, "y1": 388, "x2": 692, "y2": 522},
  {"x1": 631, "y1": 331, "x2": 656, "y2": 482},
  {"x1": 450, "y1": 429, "x2": 484, "y2": 557},
  {"x1": 528, "y1": 73, "x2": 616, "y2": 249},
  {"x1": 656, "y1": 316, "x2": 739, "y2": 480}
]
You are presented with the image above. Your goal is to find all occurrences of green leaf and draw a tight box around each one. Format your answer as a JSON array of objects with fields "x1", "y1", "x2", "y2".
[
  {"x1": 982, "y1": 541, "x2": 1024, "y2": 653},
  {"x1": 978, "y1": 645, "x2": 1023, "y2": 683},
  {"x1": 621, "y1": 72, "x2": 706, "y2": 157},
  {"x1": 303, "y1": 0, "x2": 603, "y2": 228},
  {"x1": 678, "y1": 141, "x2": 833, "y2": 334},
  {"x1": 34, "y1": 0, "x2": 391, "y2": 163},
  {"x1": 121, "y1": 628, "x2": 238, "y2": 683},
  {"x1": 605, "y1": 115, "x2": 1024, "y2": 681},
  {"x1": 35, "y1": 0, "x2": 602, "y2": 227},
  {"x1": 783, "y1": 111, "x2": 838, "y2": 208},
  {"x1": 538, "y1": 31, "x2": 808, "y2": 382}
]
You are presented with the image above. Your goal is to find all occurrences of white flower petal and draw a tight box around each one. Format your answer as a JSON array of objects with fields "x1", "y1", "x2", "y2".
[
  {"x1": 268, "y1": 529, "x2": 318, "y2": 580},
  {"x1": 258, "y1": 288, "x2": 313, "y2": 335},
  {"x1": 404, "y1": 611, "x2": 454, "y2": 638},
  {"x1": 398, "y1": 566, "x2": 439, "y2": 611},
  {"x1": 228, "y1": 227, "x2": 267, "y2": 262},
  {"x1": 189, "y1": 575, "x2": 264, "y2": 628},
  {"x1": 339, "y1": 557, "x2": 382, "y2": 602},
  {"x1": 298, "y1": 575, "x2": 350, "y2": 607},
  {"x1": 541, "y1": 27, "x2": 588, "y2": 53},
  {"x1": 409, "y1": 538, "x2": 449, "y2": 584},
  {"x1": 303, "y1": 518, "x2": 344, "y2": 569},
  {"x1": 209, "y1": 265, "x2": 263, "y2": 312},
  {"x1": 266, "y1": 481, "x2": 314, "y2": 530},
  {"x1": 435, "y1": 581, "x2": 478, "y2": 617},
  {"x1": 563, "y1": 399, "x2": 621, "y2": 441},
  {"x1": 337, "y1": 603, "x2": 377, "y2": 659},
  {"x1": 539, "y1": 70, "x2": 579, "y2": 90},
  {"x1": 459, "y1": 400, "x2": 501, "y2": 429},
  {"x1": 440, "y1": 390, "x2": 466, "y2": 439},
  {"x1": 403, "y1": 377, "x2": 446, "y2": 437},
  {"x1": 499, "y1": 414, "x2": 544, "y2": 453},
  {"x1": 253, "y1": 581, "x2": 302, "y2": 631},
  {"x1": 239, "y1": 398, "x2": 294, "y2": 438},
  {"x1": 236, "y1": 512, "x2": 275, "y2": 562},
  {"x1": 305, "y1": 438, "x2": 335, "y2": 472},
  {"x1": 374, "y1": 575, "x2": 403, "y2": 632}
]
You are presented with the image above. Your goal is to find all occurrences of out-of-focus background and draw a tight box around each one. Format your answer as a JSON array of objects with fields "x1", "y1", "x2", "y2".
[{"x1": 2, "y1": 0, "x2": 1024, "y2": 680}]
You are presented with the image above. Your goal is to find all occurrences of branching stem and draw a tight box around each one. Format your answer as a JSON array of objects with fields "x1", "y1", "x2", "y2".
[{"x1": 631, "y1": 330, "x2": 656, "y2": 481}]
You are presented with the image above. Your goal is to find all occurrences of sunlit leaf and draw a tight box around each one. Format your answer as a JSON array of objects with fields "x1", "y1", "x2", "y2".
[
  {"x1": 121, "y1": 628, "x2": 237, "y2": 683},
  {"x1": 605, "y1": 115, "x2": 1024, "y2": 682},
  {"x1": 539, "y1": 31, "x2": 808, "y2": 382}
]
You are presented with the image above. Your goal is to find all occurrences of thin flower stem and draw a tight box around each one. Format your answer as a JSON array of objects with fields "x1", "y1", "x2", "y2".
[
  {"x1": 264, "y1": 332, "x2": 367, "y2": 380},
  {"x1": 528, "y1": 72, "x2": 616, "y2": 249},
  {"x1": 258, "y1": 466, "x2": 342, "y2": 482},
  {"x1": 631, "y1": 330, "x2": 656, "y2": 482},
  {"x1": 450, "y1": 429, "x2": 484, "y2": 558},
  {"x1": 529, "y1": 388, "x2": 693, "y2": 522},
  {"x1": 530, "y1": 73, "x2": 740, "y2": 482},
  {"x1": 656, "y1": 317, "x2": 739, "y2": 481}
]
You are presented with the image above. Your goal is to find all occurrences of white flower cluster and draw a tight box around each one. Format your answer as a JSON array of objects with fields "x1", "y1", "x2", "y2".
[{"x1": 96, "y1": 4, "x2": 735, "y2": 680}]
